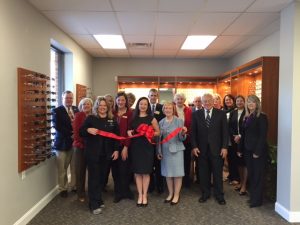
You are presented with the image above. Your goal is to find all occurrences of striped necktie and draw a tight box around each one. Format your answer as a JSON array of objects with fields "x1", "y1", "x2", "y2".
[
  {"x1": 206, "y1": 109, "x2": 211, "y2": 128},
  {"x1": 152, "y1": 104, "x2": 155, "y2": 116},
  {"x1": 67, "y1": 107, "x2": 74, "y2": 121}
]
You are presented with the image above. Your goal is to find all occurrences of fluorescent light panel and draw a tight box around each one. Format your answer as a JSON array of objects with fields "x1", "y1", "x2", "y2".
[
  {"x1": 93, "y1": 35, "x2": 126, "y2": 49},
  {"x1": 181, "y1": 35, "x2": 217, "y2": 50}
]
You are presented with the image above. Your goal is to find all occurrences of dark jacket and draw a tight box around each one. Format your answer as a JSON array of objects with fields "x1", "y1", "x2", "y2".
[
  {"x1": 229, "y1": 109, "x2": 245, "y2": 138},
  {"x1": 240, "y1": 113, "x2": 268, "y2": 157},
  {"x1": 153, "y1": 103, "x2": 165, "y2": 122},
  {"x1": 191, "y1": 108, "x2": 228, "y2": 156},
  {"x1": 52, "y1": 105, "x2": 79, "y2": 150},
  {"x1": 80, "y1": 115, "x2": 120, "y2": 161}
]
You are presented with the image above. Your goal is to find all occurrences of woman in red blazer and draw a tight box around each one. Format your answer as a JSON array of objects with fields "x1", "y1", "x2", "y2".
[
  {"x1": 72, "y1": 97, "x2": 93, "y2": 202},
  {"x1": 112, "y1": 91, "x2": 134, "y2": 202},
  {"x1": 174, "y1": 93, "x2": 192, "y2": 188}
]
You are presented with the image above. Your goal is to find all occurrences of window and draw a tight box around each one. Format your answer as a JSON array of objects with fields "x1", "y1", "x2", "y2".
[{"x1": 50, "y1": 46, "x2": 64, "y2": 106}]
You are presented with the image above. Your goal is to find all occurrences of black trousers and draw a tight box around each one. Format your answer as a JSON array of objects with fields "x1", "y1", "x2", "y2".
[
  {"x1": 227, "y1": 145, "x2": 240, "y2": 182},
  {"x1": 74, "y1": 147, "x2": 87, "y2": 198},
  {"x1": 197, "y1": 149, "x2": 224, "y2": 200},
  {"x1": 183, "y1": 142, "x2": 192, "y2": 187},
  {"x1": 86, "y1": 156, "x2": 107, "y2": 210},
  {"x1": 244, "y1": 151, "x2": 266, "y2": 206}
]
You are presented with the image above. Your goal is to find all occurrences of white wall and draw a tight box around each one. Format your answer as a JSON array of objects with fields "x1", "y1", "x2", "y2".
[
  {"x1": 92, "y1": 58, "x2": 227, "y2": 96},
  {"x1": 228, "y1": 30, "x2": 280, "y2": 69},
  {"x1": 0, "y1": 0, "x2": 93, "y2": 224}
]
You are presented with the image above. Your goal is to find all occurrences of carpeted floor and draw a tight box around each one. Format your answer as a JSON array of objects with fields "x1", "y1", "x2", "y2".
[{"x1": 28, "y1": 180, "x2": 295, "y2": 225}]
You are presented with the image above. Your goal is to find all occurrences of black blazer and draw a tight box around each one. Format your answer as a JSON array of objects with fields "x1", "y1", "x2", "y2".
[
  {"x1": 228, "y1": 109, "x2": 245, "y2": 137},
  {"x1": 240, "y1": 113, "x2": 268, "y2": 157},
  {"x1": 80, "y1": 115, "x2": 120, "y2": 161},
  {"x1": 153, "y1": 103, "x2": 165, "y2": 122},
  {"x1": 191, "y1": 108, "x2": 228, "y2": 156},
  {"x1": 52, "y1": 105, "x2": 79, "y2": 151}
]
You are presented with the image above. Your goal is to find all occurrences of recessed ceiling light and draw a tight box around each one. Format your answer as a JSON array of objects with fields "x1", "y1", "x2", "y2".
[
  {"x1": 181, "y1": 35, "x2": 217, "y2": 50},
  {"x1": 93, "y1": 35, "x2": 126, "y2": 49}
]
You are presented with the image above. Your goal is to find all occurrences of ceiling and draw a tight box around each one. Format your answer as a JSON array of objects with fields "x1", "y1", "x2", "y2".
[{"x1": 28, "y1": 0, "x2": 292, "y2": 59}]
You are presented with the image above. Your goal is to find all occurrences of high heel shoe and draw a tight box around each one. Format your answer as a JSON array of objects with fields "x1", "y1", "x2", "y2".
[
  {"x1": 170, "y1": 196, "x2": 180, "y2": 205},
  {"x1": 136, "y1": 202, "x2": 143, "y2": 207},
  {"x1": 164, "y1": 195, "x2": 173, "y2": 203},
  {"x1": 239, "y1": 191, "x2": 247, "y2": 196}
]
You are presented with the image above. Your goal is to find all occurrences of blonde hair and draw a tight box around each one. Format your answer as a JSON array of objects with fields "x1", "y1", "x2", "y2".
[
  {"x1": 78, "y1": 98, "x2": 93, "y2": 112},
  {"x1": 162, "y1": 101, "x2": 175, "y2": 115},
  {"x1": 245, "y1": 95, "x2": 262, "y2": 117},
  {"x1": 93, "y1": 96, "x2": 113, "y2": 119}
]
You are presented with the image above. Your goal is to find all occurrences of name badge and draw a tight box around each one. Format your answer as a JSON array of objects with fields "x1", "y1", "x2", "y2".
[
  {"x1": 122, "y1": 115, "x2": 127, "y2": 118},
  {"x1": 154, "y1": 111, "x2": 160, "y2": 115}
]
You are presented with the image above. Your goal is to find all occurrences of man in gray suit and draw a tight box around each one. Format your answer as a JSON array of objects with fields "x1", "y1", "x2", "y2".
[
  {"x1": 192, "y1": 96, "x2": 202, "y2": 112},
  {"x1": 191, "y1": 93, "x2": 228, "y2": 205}
]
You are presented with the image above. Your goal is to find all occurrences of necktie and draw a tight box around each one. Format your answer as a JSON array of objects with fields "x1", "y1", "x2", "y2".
[
  {"x1": 206, "y1": 109, "x2": 211, "y2": 128},
  {"x1": 152, "y1": 104, "x2": 155, "y2": 115},
  {"x1": 67, "y1": 107, "x2": 74, "y2": 121}
]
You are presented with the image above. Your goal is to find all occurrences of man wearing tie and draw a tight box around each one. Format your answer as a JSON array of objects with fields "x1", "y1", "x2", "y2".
[
  {"x1": 148, "y1": 89, "x2": 165, "y2": 193},
  {"x1": 191, "y1": 93, "x2": 228, "y2": 205},
  {"x1": 52, "y1": 91, "x2": 79, "y2": 197}
]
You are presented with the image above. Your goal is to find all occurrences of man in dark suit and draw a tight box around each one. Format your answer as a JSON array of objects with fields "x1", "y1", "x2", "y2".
[
  {"x1": 148, "y1": 88, "x2": 165, "y2": 193},
  {"x1": 52, "y1": 90, "x2": 79, "y2": 197},
  {"x1": 191, "y1": 93, "x2": 228, "y2": 205}
]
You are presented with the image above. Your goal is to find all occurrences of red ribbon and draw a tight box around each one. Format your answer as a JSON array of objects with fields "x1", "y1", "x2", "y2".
[{"x1": 96, "y1": 123, "x2": 183, "y2": 145}]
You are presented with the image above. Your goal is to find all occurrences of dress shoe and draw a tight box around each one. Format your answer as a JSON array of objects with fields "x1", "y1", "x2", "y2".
[
  {"x1": 239, "y1": 191, "x2": 247, "y2": 196},
  {"x1": 198, "y1": 196, "x2": 209, "y2": 203},
  {"x1": 92, "y1": 208, "x2": 102, "y2": 215},
  {"x1": 217, "y1": 199, "x2": 226, "y2": 205},
  {"x1": 113, "y1": 196, "x2": 122, "y2": 203},
  {"x1": 170, "y1": 197, "x2": 180, "y2": 205},
  {"x1": 249, "y1": 203, "x2": 262, "y2": 208},
  {"x1": 60, "y1": 190, "x2": 68, "y2": 198},
  {"x1": 142, "y1": 203, "x2": 148, "y2": 207},
  {"x1": 164, "y1": 198, "x2": 172, "y2": 203},
  {"x1": 136, "y1": 203, "x2": 143, "y2": 207},
  {"x1": 71, "y1": 188, "x2": 77, "y2": 193}
]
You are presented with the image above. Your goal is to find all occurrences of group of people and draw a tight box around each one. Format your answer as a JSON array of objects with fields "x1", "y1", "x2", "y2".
[{"x1": 52, "y1": 89, "x2": 268, "y2": 215}]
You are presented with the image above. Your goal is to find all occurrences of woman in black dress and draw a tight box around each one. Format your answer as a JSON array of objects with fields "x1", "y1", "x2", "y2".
[
  {"x1": 128, "y1": 97, "x2": 160, "y2": 207},
  {"x1": 80, "y1": 97, "x2": 119, "y2": 215}
]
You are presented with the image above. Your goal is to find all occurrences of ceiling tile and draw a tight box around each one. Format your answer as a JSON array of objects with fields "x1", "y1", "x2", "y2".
[
  {"x1": 156, "y1": 13, "x2": 197, "y2": 35},
  {"x1": 154, "y1": 36, "x2": 185, "y2": 50},
  {"x1": 28, "y1": 0, "x2": 112, "y2": 11},
  {"x1": 246, "y1": 0, "x2": 293, "y2": 12},
  {"x1": 106, "y1": 49, "x2": 130, "y2": 57},
  {"x1": 43, "y1": 11, "x2": 88, "y2": 34},
  {"x1": 70, "y1": 35, "x2": 100, "y2": 49},
  {"x1": 79, "y1": 12, "x2": 121, "y2": 34},
  {"x1": 123, "y1": 35, "x2": 154, "y2": 44},
  {"x1": 129, "y1": 49, "x2": 153, "y2": 58},
  {"x1": 159, "y1": 0, "x2": 206, "y2": 12},
  {"x1": 190, "y1": 13, "x2": 240, "y2": 35},
  {"x1": 255, "y1": 19, "x2": 280, "y2": 36},
  {"x1": 117, "y1": 12, "x2": 157, "y2": 35},
  {"x1": 154, "y1": 49, "x2": 177, "y2": 58},
  {"x1": 225, "y1": 35, "x2": 263, "y2": 56},
  {"x1": 223, "y1": 13, "x2": 279, "y2": 35},
  {"x1": 200, "y1": 0, "x2": 255, "y2": 12},
  {"x1": 111, "y1": 0, "x2": 159, "y2": 11},
  {"x1": 176, "y1": 50, "x2": 202, "y2": 58},
  {"x1": 201, "y1": 49, "x2": 228, "y2": 57},
  {"x1": 207, "y1": 35, "x2": 244, "y2": 50},
  {"x1": 85, "y1": 48, "x2": 107, "y2": 57}
]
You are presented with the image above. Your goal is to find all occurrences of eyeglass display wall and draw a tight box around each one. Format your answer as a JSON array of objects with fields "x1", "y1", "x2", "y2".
[{"x1": 18, "y1": 67, "x2": 56, "y2": 172}]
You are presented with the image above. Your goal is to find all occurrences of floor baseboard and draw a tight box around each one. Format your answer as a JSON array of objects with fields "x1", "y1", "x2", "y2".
[
  {"x1": 14, "y1": 186, "x2": 59, "y2": 225},
  {"x1": 275, "y1": 201, "x2": 300, "y2": 222}
]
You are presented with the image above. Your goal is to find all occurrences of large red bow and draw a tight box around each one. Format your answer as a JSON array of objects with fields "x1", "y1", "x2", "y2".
[{"x1": 135, "y1": 124, "x2": 155, "y2": 144}]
